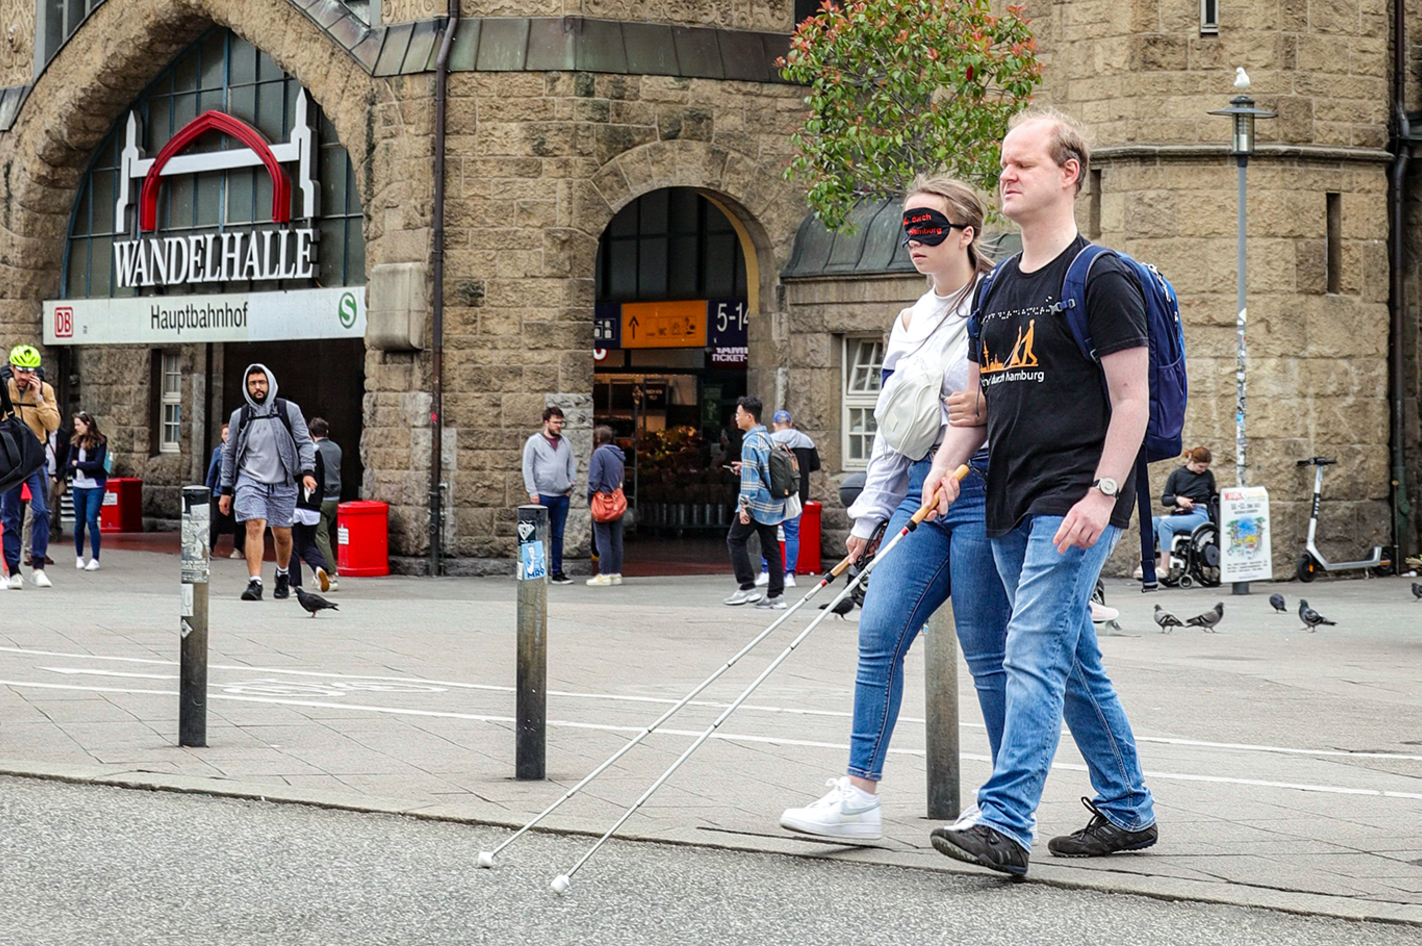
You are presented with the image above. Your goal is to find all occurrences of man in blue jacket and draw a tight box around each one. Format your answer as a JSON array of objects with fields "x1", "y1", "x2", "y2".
[{"x1": 724, "y1": 396, "x2": 786, "y2": 609}]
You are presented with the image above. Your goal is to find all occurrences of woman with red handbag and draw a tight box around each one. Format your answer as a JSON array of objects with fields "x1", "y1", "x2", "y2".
[{"x1": 586, "y1": 425, "x2": 626, "y2": 586}]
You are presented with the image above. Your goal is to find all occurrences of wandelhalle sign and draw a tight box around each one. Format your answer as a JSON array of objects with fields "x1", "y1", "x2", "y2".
[{"x1": 46, "y1": 95, "x2": 365, "y2": 345}]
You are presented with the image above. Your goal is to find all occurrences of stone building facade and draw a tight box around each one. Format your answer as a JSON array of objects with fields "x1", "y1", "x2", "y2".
[{"x1": 0, "y1": 0, "x2": 1417, "y2": 579}]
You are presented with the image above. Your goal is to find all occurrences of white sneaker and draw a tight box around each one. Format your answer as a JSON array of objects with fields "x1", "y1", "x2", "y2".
[
  {"x1": 784, "y1": 573, "x2": 796, "y2": 587},
  {"x1": 1132, "y1": 564, "x2": 1144, "y2": 580},
  {"x1": 586, "y1": 574, "x2": 614, "y2": 587},
  {"x1": 85, "y1": 559, "x2": 101, "y2": 571},
  {"x1": 723, "y1": 588, "x2": 762, "y2": 606},
  {"x1": 1090, "y1": 601, "x2": 1118, "y2": 623},
  {"x1": 76, "y1": 557, "x2": 86, "y2": 570},
  {"x1": 609, "y1": 574, "x2": 623, "y2": 585},
  {"x1": 229, "y1": 549, "x2": 244, "y2": 560},
  {"x1": 755, "y1": 595, "x2": 787, "y2": 610},
  {"x1": 780, "y1": 777, "x2": 882, "y2": 841},
  {"x1": 754, "y1": 572, "x2": 770, "y2": 587},
  {"x1": 32, "y1": 570, "x2": 52, "y2": 588},
  {"x1": 6, "y1": 573, "x2": 20, "y2": 590}
]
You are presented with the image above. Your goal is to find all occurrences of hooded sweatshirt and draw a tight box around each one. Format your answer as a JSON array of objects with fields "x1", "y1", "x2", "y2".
[
  {"x1": 220, "y1": 364, "x2": 317, "y2": 492},
  {"x1": 586, "y1": 443, "x2": 625, "y2": 503}
]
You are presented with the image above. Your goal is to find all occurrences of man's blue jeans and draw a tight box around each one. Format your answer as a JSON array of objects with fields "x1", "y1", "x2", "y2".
[
  {"x1": 760, "y1": 512, "x2": 800, "y2": 575},
  {"x1": 977, "y1": 515, "x2": 1155, "y2": 852},
  {"x1": 2, "y1": 468, "x2": 49, "y2": 572},
  {"x1": 849, "y1": 458, "x2": 1011, "y2": 780},
  {"x1": 538, "y1": 493, "x2": 570, "y2": 576}
]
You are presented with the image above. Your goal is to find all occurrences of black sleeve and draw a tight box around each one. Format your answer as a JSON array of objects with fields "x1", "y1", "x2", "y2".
[
  {"x1": 1161, "y1": 467, "x2": 1181, "y2": 509},
  {"x1": 1085, "y1": 257, "x2": 1148, "y2": 357}
]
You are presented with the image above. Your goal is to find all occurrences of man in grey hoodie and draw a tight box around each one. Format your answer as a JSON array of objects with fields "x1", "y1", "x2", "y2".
[{"x1": 218, "y1": 364, "x2": 318, "y2": 602}]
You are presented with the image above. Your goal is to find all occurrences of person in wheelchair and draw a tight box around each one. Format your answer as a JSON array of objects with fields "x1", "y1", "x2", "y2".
[{"x1": 1150, "y1": 446, "x2": 1216, "y2": 583}]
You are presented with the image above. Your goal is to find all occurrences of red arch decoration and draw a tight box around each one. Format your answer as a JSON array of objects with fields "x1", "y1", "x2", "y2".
[{"x1": 138, "y1": 111, "x2": 292, "y2": 232}]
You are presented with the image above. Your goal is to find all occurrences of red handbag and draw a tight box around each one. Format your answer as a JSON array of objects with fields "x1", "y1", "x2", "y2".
[{"x1": 591, "y1": 486, "x2": 627, "y2": 523}]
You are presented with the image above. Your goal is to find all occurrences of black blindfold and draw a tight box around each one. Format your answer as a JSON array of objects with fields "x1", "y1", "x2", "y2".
[{"x1": 901, "y1": 208, "x2": 966, "y2": 247}]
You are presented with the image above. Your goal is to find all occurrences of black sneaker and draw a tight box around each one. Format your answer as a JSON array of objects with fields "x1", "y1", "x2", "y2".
[
  {"x1": 240, "y1": 580, "x2": 263, "y2": 601},
  {"x1": 550, "y1": 573, "x2": 574, "y2": 585},
  {"x1": 1048, "y1": 797, "x2": 1158, "y2": 857},
  {"x1": 273, "y1": 572, "x2": 290, "y2": 599},
  {"x1": 929, "y1": 823, "x2": 1029, "y2": 877}
]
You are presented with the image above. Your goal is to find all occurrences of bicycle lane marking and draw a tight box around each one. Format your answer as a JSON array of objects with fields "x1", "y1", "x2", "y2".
[{"x1": 2, "y1": 678, "x2": 1422, "y2": 803}]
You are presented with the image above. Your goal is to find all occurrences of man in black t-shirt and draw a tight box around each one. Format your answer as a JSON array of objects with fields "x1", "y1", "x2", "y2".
[{"x1": 920, "y1": 107, "x2": 1158, "y2": 877}]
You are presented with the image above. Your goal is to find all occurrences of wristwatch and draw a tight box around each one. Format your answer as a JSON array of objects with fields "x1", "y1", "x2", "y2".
[{"x1": 1092, "y1": 477, "x2": 1120, "y2": 498}]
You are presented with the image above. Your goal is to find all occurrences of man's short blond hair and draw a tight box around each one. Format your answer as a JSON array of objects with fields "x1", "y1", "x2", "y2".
[{"x1": 1008, "y1": 105, "x2": 1092, "y2": 195}]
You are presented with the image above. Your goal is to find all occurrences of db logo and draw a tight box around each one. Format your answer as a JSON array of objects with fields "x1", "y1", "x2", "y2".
[{"x1": 53, "y1": 306, "x2": 73, "y2": 338}]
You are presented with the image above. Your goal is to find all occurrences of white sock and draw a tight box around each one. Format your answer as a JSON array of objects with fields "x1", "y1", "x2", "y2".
[
  {"x1": 250, "y1": 576, "x2": 262, "y2": 585},
  {"x1": 276, "y1": 567, "x2": 288, "y2": 577},
  {"x1": 850, "y1": 784, "x2": 878, "y2": 804}
]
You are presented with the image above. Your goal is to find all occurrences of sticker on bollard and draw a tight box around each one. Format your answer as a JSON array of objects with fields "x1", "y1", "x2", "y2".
[
  {"x1": 520, "y1": 538, "x2": 547, "y2": 581},
  {"x1": 181, "y1": 492, "x2": 210, "y2": 583}
]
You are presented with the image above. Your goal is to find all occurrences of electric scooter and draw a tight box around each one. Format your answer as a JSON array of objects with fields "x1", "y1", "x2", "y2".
[{"x1": 1294, "y1": 457, "x2": 1392, "y2": 582}]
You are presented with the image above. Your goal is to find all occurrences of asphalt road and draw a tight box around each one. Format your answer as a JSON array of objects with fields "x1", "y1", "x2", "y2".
[{"x1": 0, "y1": 776, "x2": 1412, "y2": 946}]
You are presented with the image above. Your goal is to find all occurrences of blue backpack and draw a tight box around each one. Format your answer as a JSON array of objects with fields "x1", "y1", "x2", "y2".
[{"x1": 971, "y1": 244, "x2": 1188, "y2": 589}]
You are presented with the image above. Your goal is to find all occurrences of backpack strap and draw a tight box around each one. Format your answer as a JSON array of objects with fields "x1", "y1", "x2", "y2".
[
  {"x1": 1135, "y1": 452, "x2": 1158, "y2": 591},
  {"x1": 1055, "y1": 243, "x2": 1117, "y2": 363},
  {"x1": 966, "y1": 255, "x2": 1017, "y2": 355}
]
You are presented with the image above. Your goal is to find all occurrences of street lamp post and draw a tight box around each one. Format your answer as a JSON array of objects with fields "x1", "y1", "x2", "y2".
[{"x1": 1210, "y1": 67, "x2": 1275, "y2": 596}]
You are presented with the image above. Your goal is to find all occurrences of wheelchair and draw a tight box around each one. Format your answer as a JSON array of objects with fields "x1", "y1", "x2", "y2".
[{"x1": 1155, "y1": 495, "x2": 1221, "y2": 589}]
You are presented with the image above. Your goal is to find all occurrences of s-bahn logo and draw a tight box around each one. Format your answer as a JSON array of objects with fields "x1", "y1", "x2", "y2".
[{"x1": 112, "y1": 93, "x2": 320, "y2": 289}]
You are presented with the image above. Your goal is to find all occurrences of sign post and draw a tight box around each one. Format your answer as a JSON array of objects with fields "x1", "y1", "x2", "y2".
[
  {"x1": 1219, "y1": 486, "x2": 1272, "y2": 588},
  {"x1": 179, "y1": 486, "x2": 210, "y2": 748},
  {"x1": 516, "y1": 504, "x2": 549, "y2": 780}
]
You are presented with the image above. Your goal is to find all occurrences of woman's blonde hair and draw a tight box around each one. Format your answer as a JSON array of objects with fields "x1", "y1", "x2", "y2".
[{"x1": 904, "y1": 175, "x2": 994, "y2": 311}]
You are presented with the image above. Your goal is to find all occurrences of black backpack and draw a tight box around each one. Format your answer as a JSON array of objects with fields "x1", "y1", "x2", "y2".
[
  {"x1": 236, "y1": 397, "x2": 295, "y2": 445},
  {"x1": 0, "y1": 380, "x2": 46, "y2": 494},
  {"x1": 766, "y1": 441, "x2": 800, "y2": 499}
]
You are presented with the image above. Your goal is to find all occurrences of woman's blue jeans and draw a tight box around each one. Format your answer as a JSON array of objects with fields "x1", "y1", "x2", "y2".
[
  {"x1": 977, "y1": 516, "x2": 1156, "y2": 852},
  {"x1": 848, "y1": 457, "x2": 1011, "y2": 781},
  {"x1": 1152, "y1": 508, "x2": 1208, "y2": 555},
  {"x1": 71, "y1": 486, "x2": 103, "y2": 559}
]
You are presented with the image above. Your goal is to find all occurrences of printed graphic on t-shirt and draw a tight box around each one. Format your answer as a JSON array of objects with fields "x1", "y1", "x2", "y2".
[{"x1": 978, "y1": 310, "x2": 1042, "y2": 385}]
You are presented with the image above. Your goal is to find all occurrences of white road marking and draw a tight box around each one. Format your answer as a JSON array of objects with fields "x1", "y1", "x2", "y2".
[
  {"x1": 12, "y1": 647, "x2": 1422, "y2": 763},
  {"x1": 2, "y1": 678, "x2": 1421, "y2": 802},
  {"x1": 10, "y1": 646, "x2": 1422, "y2": 764}
]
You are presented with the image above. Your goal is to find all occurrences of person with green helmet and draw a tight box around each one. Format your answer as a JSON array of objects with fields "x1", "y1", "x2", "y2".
[{"x1": 3, "y1": 344, "x2": 61, "y2": 589}]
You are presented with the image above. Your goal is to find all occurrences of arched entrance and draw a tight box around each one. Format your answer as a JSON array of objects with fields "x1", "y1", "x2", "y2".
[
  {"x1": 53, "y1": 26, "x2": 367, "y2": 503},
  {"x1": 593, "y1": 187, "x2": 751, "y2": 575}
]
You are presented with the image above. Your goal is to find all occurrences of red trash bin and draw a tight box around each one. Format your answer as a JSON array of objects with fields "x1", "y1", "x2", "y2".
[
  {"x1": 796, "y1": 501, "x2": 822, "y2": 575},
  {"x1": 100, "y1": 478, "x2": 143, "y2": 533},
  {"x1": 337, "y1": 500, "x2": 389, "y2": 577}
]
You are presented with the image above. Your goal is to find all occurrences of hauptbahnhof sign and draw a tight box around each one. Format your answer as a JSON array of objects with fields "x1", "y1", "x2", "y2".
[{"x1": 47, "y1": 94, "x2": 365, "y2": 346}]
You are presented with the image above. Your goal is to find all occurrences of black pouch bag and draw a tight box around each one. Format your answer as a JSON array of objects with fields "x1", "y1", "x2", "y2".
[{"x1": 0, "y1": 381, "x2": 46, "y2": 494}]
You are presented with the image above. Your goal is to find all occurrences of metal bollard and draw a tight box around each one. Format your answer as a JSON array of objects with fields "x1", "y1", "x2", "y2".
[
  {"x1": 923, "y1": 602, "x2": 959, "y2": 820},
  {"x1": 179, "y1": 486, "x2": 210, "y2": 748},
  {"x1": 515, "y1": 504, "x2": 549, "y2": 780}
]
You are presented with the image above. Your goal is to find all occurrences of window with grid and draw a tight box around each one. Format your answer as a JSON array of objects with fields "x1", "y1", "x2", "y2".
[
  {"x1": 595, "y1": 188, "x2": 748, "y2": 303},
  {"x1": 1200, "y1": 0, "x2": 1219, "y2": 34},
  {"x1": 35, "y1": 0, "x2": 106, "y2": 74},
  {"x1": 160, "y1": 353, "x2": 181, "y2": 454},
  {"x1": 842, "y1": 336, "x2": 884, "y2": 470},
  {"x1": 63, "y1": 27, "x2": 365, "y2": 299}
]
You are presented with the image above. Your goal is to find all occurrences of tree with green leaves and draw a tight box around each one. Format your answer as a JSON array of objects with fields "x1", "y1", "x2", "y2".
[{"x1": 779, "y1": 0, "x2": 1042, "y2": 232}]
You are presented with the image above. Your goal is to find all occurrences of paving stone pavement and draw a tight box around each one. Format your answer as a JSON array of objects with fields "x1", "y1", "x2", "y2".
[{"x1": 1, "y1": 547, "x2": 1420, "y2": 926}]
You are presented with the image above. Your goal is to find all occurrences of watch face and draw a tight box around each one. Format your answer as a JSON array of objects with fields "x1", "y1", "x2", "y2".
[{"x1": 1097, "y1": 478, "x2": 1119, "y2": 496}]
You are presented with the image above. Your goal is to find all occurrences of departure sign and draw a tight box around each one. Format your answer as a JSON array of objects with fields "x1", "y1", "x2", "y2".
[{"x1": 601, "y1": 299, "x2": 748, "y2": 351}]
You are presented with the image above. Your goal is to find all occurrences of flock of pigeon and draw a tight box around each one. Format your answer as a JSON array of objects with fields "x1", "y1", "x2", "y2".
[{"x1": 1150, "y1": 589, "x2": 1408, "y2": 633}]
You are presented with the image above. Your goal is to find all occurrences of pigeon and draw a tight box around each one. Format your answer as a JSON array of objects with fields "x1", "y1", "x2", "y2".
[
  {"x1": 294, "y1": 585, "x2": 339, "y2": 618},
  {"x1": 819, "y1": 596, "x2": 855, "y2": 619},
  {"x1": 1152, "y1": 603, "x2": 1184, "y2": 633},
  {"x1": 1411, "y1": 582, "x2": 1422, "y2": 602},
  {"x1": 1186, "y1": 602, "x2": 1224, "y2": 633},
  {"x1": 1269, "y1": 593, "x2": 1286, "y2": 613},
  {"x1": 1298, "y1": 599, "x2": 1335, "y2": 633}
]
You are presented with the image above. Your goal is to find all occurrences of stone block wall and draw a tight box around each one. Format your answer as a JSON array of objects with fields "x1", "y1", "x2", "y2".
[{"x1": 1092, "y1": 154, "x2": 1392, "y2": 577}]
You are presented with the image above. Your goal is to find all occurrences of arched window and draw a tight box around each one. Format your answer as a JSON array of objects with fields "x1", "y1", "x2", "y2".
[
  {"x1": 63, "y1": 27, "x2": 364, "y2": 298},
  {"x1": 595, "y1": 188, "x2": 748, "y2": 303}
]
